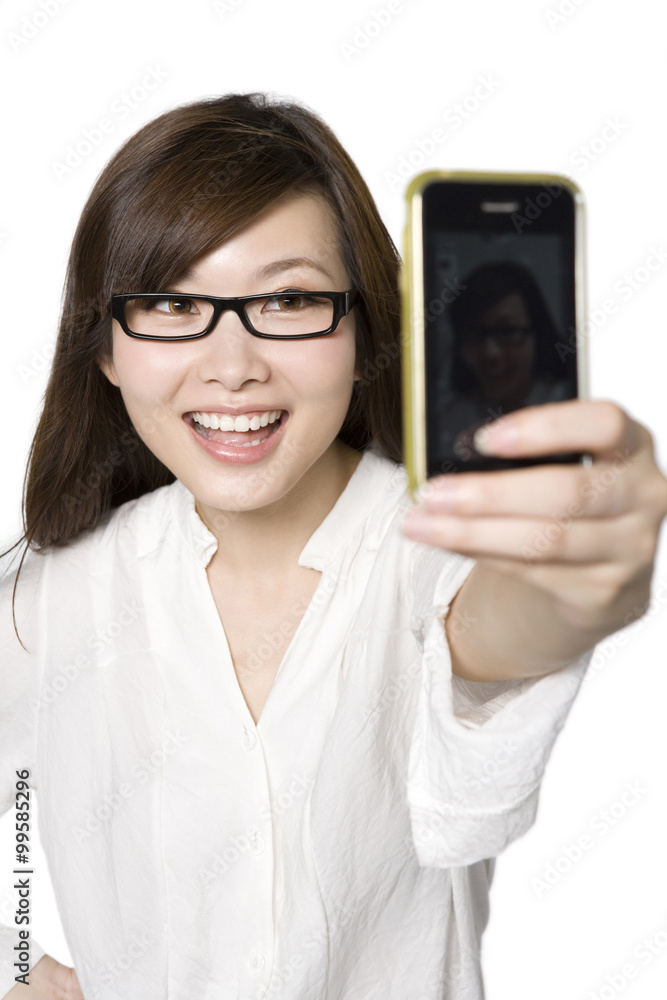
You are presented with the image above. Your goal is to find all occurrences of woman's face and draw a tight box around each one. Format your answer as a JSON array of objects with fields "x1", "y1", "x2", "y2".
[
  {"x1": 460, "y1": 291, "x2": 535, "y2": 403},
  {"x1": 99, "y1": 190, "x2": 359, "y2": 518}
]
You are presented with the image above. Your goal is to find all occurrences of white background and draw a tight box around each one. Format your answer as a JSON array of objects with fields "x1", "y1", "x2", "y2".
[{"x1": 1, "y1": 0, "x2": 666, "y2": 997}]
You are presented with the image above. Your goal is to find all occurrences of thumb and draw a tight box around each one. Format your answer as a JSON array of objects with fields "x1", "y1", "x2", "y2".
[{"x1": 60, "y1": 963, "x2": 85, "y2": 999}]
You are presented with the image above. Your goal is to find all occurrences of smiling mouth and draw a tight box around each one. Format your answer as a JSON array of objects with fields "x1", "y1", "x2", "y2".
[{"x1": 185, "y1": 410, "x2": 286, "y2": 447}]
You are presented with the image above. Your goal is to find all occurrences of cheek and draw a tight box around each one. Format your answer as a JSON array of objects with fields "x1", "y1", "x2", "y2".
[
  {"x1": 285, "y1": 332, "x2": 356, "y2": 397},
  {"x1": 110, "y1": 335, "x2": 185, "y2": 425},
  {"x1": 518, "y1": 341, "x2": 536, "y2": 367}
]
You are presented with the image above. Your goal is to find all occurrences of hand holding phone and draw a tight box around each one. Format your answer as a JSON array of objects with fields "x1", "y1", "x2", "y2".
[
  {"x1": 401, "y1": 171, "x2": 588, "y2": 495},
  {"x1": 399, "y1": 172, "x2": 667, "y2": 684}
]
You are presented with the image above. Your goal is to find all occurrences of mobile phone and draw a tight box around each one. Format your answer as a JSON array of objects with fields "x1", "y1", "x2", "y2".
[{"x1": 400, "y1": 171, "x2": 588, "y2": 495}]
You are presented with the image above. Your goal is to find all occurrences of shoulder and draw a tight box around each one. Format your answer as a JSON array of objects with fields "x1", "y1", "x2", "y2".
[
  {"x1": 1, "y1": 480, "x2": 187, "y2": 658},
  {"x1": 1, "y1": 480, "x2": 185, "y2": 603}
]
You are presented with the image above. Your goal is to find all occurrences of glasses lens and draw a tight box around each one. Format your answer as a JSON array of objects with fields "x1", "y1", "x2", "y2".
[
  {"x1": 246, "y1": 293, "x2": 334, "y2": 336},
  {"x1": 124, "y1": 296, "x2": 214, "y2": 338},
  {"x1": 463, "y1": 325, "x2": 533, "y2": 347}
]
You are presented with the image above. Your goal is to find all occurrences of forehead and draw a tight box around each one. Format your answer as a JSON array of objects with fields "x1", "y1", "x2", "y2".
[
  {"x1": 179, "y1": 190, "x2": 346, "y2": 288},
  {"x1": 481, "y1": 292, "x2": 530, "y2": 323}
]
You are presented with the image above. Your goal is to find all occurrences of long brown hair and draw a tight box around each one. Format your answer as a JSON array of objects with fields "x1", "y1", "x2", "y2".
[{"x1": 5, "y1": 92, "x2": 403, "y2": 584}]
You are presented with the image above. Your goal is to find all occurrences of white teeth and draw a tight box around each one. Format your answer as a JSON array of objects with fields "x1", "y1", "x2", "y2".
[{"x1": 192, "y1": 409, "x2": 282, "y2": 432}]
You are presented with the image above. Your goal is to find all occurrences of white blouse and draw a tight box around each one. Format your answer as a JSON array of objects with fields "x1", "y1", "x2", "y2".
[{"x1": 0, "y1": 444, "x2": 591, "y2": 1000}]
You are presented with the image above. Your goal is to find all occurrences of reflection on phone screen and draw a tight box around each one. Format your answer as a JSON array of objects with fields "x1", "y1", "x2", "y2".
[{"x1": 423, "y1": 184, "x2": 580, "y2": 474}]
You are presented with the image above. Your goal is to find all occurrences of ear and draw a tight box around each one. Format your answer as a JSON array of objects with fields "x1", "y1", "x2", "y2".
[{"x1": 97, "y1": 355, "x2": 120, "y2": 388}]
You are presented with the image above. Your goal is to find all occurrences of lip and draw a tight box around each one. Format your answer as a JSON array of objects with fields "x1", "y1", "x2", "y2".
[
  {"x1": 183, "y1": 410, "x2": 288, "y2": 465},
  {"x1": 184, "y1": 405, "x2": 285, "y2": 418}
]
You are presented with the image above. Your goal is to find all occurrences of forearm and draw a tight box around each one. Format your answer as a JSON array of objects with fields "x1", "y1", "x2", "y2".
[
  {"x1": 445, "y1": 563, "x2": 604, "y2": 682},
  {"x1": 3, "y1": 954, "x2": 84, "y2": 1000}
]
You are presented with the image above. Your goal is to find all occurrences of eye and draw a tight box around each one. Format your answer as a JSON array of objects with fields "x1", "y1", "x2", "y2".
[
  {"x1": 261, "y1": 291, "x2": 323, "y2": 312},
  {"x1": 149, "y1": 297, "x2": 200, "y2": 315},
  {"x1": 264, "y1": 294, "x2": 303, "y2": 311}
]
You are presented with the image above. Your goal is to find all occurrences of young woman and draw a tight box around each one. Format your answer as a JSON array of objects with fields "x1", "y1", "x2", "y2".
[{"x1": 2, "y1": 92, "x2": 666, "y2": 1000}]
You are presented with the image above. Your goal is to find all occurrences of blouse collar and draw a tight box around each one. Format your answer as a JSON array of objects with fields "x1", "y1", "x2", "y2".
[{"x1": 169, "y1": 444, "x2": 406, "y2": 572}]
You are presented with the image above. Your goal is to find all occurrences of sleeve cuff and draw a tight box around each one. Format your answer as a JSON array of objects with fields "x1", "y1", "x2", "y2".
[{"x1": 407, "y1": 556, "x2": 593, "y2": 868}]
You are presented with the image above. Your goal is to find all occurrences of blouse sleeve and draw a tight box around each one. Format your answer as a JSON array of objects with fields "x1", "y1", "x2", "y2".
[
  {"x1": 406, "y1": 543, "x2": 592, "y2": 868},
  {"x1": 0, "y1": 550, "x2": 47, "y2": 995}
]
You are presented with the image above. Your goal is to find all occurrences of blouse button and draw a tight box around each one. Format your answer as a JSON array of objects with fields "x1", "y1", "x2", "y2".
[
  {"x1": 241, "y1": 727, "x2": 257, "y2": 751},
  {"x1": 248, "y1": 952, "x2": 265, "y2": 973},
  {"x1": 249, "y1": 828, "x2": 266, "y2": 855}
]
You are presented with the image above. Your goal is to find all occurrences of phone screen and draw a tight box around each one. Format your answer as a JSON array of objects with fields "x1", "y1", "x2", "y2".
[{"x1": 421, "y1": 180, "x2": 580, "y2": 475}]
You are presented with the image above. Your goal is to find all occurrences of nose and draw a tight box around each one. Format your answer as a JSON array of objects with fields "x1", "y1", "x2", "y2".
[
  {"x1": 194, "y1": 308, "x2": 270, "y2": 388},
  {"x1": 481, "y1": 333, "x2": 504, "y2": 358}
]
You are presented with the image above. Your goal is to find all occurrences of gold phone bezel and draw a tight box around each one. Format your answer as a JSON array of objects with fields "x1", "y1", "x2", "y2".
[{"x1": 400, "y1": 170, "x2": 588, "y2": 497}]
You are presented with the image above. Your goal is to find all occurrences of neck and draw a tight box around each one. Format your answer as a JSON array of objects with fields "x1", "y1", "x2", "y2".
[{"x1": 196, "y1": 440, "x2": 363, "y2": 581}]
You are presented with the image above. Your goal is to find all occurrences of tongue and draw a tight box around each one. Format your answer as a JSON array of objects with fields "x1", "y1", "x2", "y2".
[{"x1": 204, "y1": 418, "x2": 279, "y2": 447}]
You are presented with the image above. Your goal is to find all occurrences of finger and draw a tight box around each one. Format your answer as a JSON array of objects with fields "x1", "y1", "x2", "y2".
[
  {"x1": 418, "y1": 458, "x2": 641, "y2": 519},
  {"x1": 473, "y1": 399, "x2": 647, "y2": 462},
  {"x1": 466, "y1": 556, "x2": 642, "y2": 613},
  {"x1": 401, "y1": 509, "x2": 651, "y2": 565}
]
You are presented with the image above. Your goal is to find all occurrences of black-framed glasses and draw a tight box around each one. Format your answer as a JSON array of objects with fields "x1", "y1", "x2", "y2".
[
  {"x1": 110, "y1": 290, "x2": 360, "y2": 341},
  {"x1": 461, "y1": 325, "x2": 534, "y2": 348}
]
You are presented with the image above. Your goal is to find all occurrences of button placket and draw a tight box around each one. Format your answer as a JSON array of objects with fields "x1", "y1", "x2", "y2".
[
  {"x1": 242, "y1": 725, "x2": 258, "y2": 751},
  {"x1": 248, "y1": 951, "x2": 265, "y2": 973}
]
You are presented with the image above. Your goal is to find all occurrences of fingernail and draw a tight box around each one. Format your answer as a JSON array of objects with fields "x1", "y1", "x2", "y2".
[
  {"x1": 474, "y1": 419, "x2": 517, "y2": 454},
  {"x1": 422, "y1": 479, "x2": 458, "y2": 510},
  {"x1": 401, "y1": 512, "x2": 434, "y2": 539}
]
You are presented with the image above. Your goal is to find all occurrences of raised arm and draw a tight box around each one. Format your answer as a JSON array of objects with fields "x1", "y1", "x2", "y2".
[{"x1": 401, "y1": 399, "x2": 667, "y2": 682}]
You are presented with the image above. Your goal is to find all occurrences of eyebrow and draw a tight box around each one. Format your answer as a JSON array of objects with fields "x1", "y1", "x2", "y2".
[
  {"x1": 254, "y1": 256, "x2": 335, "y2": 283},
  {"x1": 176, "y1": 256, "x2": 335, "y2": 287}
]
